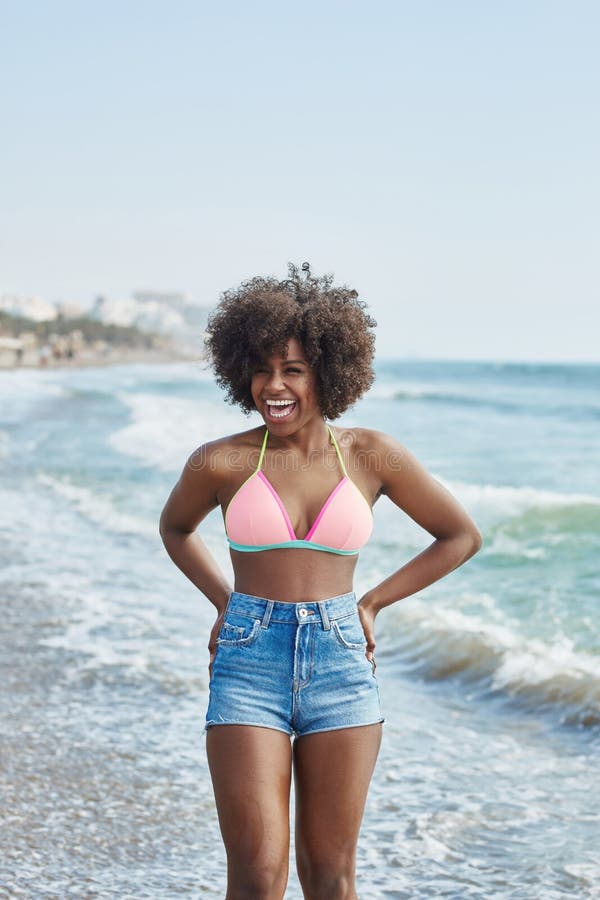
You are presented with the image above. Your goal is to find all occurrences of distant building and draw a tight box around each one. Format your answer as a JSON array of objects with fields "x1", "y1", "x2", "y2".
[
  {"x1": 89, "y1": 295, "x2": 138, "y2": 328},
  {"x1": 132, "y1": 290, "x2": 188, "y2": 312},
  {"x1": 89, "y1": 294, "x2": 184, "y2": 333},
  {"x1": 89, "y1": 291, "x2": 210, "y2": 352},
  {"x1": 56, "y1": 300, "x2": 85, "y2": 319},
  {"x1": 132, "y1": 290, "x2": 210, "y2": 331},
  {"x1": 0, "y1": 289, "x2": 210, "y2": 357},
  {"x1": 0, "y1": 294, "x2": 57, "y2": 322}
]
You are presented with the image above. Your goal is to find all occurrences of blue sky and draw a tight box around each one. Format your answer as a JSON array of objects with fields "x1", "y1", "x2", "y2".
[{"x1": 1, "y1": 1, "x2": 598, "y2": 361}]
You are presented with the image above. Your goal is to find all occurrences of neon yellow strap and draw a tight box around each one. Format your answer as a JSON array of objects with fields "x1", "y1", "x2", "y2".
[
  {"x1": 257, "y1": 428, "x2": 269, "y2": 471},
  {"x1": 327, "y1": 425, "x2": 348, "y2": 477},
  {"x1": 260, "y1": 425, "x2": 347, "y2": 476}
]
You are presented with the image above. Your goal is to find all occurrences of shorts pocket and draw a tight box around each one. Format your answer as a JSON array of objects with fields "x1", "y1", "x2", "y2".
[
  {"x1": 217, "y1": 613, "x2": 262, "y2": 647},
  {"x1": 332, "y1": 612, "x2": 367, "y2": 650}
]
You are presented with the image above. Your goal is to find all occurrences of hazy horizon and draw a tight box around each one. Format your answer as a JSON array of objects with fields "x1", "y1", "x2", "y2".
[
  {"x1": 1, "y1": 2, "x2": 598, "y2": 363},
  {"x1": 2, "y1": 292, "x2": 598, "y2": 366}
]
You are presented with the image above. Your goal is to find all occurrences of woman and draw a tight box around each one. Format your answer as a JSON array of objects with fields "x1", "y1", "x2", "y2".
[{"x1": 159, "y1": 263, "x2": 482, "y2": 899}]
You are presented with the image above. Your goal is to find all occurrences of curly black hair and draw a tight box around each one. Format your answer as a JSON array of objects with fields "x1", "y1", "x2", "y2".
[{"x1": 204, "y1": 262, "x2": 377, "y2": 420}]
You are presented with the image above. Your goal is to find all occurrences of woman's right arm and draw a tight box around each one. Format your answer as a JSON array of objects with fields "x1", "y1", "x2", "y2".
[{"x1": 159, "y1": 442, "x2": 232, "y2": 614}]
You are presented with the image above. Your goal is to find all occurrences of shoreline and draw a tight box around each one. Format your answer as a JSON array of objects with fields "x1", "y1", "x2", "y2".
[{"x1": 0, "y1": 345, "x2": 204, "y2": 372}]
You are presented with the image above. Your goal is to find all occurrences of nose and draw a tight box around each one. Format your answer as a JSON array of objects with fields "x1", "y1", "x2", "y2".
[{"x1": 265, "y1": 369, "x2": 286, "y2": 391}]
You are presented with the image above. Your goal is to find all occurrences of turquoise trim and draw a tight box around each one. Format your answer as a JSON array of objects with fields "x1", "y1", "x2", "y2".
[{"x1": 227, "y1": 538, "x2": 359, "y2": 556}]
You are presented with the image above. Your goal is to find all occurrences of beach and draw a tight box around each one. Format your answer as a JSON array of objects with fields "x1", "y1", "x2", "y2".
[
  {"x1": 1, "y1": 357, "x2": 598, "y2": 898},
  {"x1": 0, "y1": 344, "x2": 201, "y2": 371}
]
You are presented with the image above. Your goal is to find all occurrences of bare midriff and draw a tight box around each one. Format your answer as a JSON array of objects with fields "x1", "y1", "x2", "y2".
[{"x1": 230, "y1": 548, "x2": 358, "y2": 604}]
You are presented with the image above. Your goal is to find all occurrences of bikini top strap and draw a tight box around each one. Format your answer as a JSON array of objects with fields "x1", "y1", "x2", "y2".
[
  {"x1": 259, "y1": 425, "x2": 346, "y2": 476},
  {"x1": 256, "y1": 428, "x2": 269, "y2": 472},
  {"x1": 327, "y1": 425, "x2": 348, "y2": 477}
]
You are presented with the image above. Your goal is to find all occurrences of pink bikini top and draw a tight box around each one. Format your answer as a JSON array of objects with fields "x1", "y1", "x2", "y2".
[{"x1": 225, "y1": 425, "x2": 373, "y2": 555}]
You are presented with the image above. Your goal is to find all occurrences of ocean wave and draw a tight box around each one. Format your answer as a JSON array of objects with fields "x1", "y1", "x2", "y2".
[
  {"x1": 437, "y1": 478, "x2": 600, "y2": 536},
  {"x1": 367, "y1": 380, "x2": 501, "y2": 409},
  {"x1": 367, "y1": 377, "x2": 600, "y2": 419},
  {"x1": 371, "y1": 476, "x2": 600, "y2": 556},
  {"x1": 35, "y1": 586, "x2": 198, "y2": 690},
  {"x1": 381, "y1": 598, "x2": 600, "y2": 729},
  {"x1": 109, "y1": 392, "x2": 249, "y2": 472},
  {"x1": 390, "y1": 390, "x2": 600, "y2": 419},
  {"x1": 368, "y1": 381, "x2": 449, "y2": 401},
  {"x1": 36, "y1": 472, "x2": 155, "y2": 537},
  {"x1": 393, "y1": 388, "x2": 521, "y2": 413},
  {"x1": 0, "y1": 370, "x2": 67, "y2": 424}
]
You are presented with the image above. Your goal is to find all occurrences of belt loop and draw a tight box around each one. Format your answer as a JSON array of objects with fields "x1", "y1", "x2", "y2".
[
  {"x1": 317, "y1": 600, "x2": 331, "y2": 631},
  {"x1": 261, "y1": 600, "x2": 274, "y2": 629}
]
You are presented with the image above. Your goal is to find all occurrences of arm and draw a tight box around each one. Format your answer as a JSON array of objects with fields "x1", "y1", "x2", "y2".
[
  {"x1": 358, "y1": 430, "x2": 482, "y2": 656},
  {"x1": 159, "y1": 442, "x2": 232, "y2": 615}
]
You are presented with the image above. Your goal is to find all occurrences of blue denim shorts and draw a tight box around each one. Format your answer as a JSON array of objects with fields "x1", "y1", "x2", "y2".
[{"x1": 204, "y1": 590, "x2": 384, "y2": 737}]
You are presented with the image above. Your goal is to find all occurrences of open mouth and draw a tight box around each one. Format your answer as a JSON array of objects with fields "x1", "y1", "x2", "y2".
[{"x1": 265, "y1": 400, "x2": 297, "y2": 420}]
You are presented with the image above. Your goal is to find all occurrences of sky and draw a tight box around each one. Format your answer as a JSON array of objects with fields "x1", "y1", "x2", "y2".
[{"x1": 1, "y1": 0, "x2": 599, "y2": 362}]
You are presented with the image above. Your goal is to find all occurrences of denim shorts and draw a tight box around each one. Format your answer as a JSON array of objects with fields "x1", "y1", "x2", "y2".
[{"x1": 204, "y1": 590, "x2": 384, "y2": 737}]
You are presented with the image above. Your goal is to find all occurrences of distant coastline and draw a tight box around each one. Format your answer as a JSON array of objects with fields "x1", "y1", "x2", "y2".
[
  {"x1": 0, "y1": 344, "x2": 203, "y2": 371},
  {"x1": 0, "y1": 306, "x2": 205, "y2": 371}
]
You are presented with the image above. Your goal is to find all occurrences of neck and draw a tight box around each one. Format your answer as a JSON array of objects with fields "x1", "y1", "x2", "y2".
[{"x1": 265, "y1": 418, "x2": 331, "y2": 456}]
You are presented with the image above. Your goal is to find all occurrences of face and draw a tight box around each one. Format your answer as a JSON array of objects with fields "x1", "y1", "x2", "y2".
[{"x1": 250, "y1": 337, "x2": 321, "y2": 429}]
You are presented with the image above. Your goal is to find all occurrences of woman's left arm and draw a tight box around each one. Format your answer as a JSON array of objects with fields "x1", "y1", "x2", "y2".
[{"x1": 358, "y1": 430, "x2": 483, "y2": 658}]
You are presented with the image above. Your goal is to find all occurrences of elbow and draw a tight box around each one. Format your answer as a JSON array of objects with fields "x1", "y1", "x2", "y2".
[
  {"x1": 437, "y1": 529, "x2": 483, "y2": 564},
  {"x1": 158, "y1": 509, "x2": 170, "y2": 542},
  {"x1": 159, "y1": 516, "x2": 180, "y2": 553},
  {"x1": 159, "y1": 512, "x2": 194, "y2": 544},
  {"x1": 467, "y1": 528, "x2": 483, "y2": 557}
]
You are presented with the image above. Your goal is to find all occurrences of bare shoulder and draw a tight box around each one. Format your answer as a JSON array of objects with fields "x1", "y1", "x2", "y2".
[
  {"x1": 331, "y1": 425, "x2": 412, "y2": 474},
  {"x1": 334, "y1": 426, "x2": 482, "y2": 544},
  {"x1": 186, "y1": 425, "x2": 265, "y2": 478},
  {"x1": 159, "y1": 426, "x2": 265, "y2": 534},
  {"x1": 328, "y1": 426, "x2": 408, "y2": 504}
]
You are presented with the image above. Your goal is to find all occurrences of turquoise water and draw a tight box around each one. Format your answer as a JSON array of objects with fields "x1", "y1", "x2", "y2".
[{"x1": 0, "y1": 359, "x2": 598, "y2": 898}]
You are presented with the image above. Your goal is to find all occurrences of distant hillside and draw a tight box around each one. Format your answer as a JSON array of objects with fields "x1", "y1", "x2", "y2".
[{"x1": 0, "y1": 310, "x2": 169, "y2": 349}]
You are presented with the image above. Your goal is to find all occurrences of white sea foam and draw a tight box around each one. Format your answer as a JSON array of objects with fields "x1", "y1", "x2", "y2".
[
  {"x1": 435, "y1": 477, "x2": 599, "y2": 519},
  {"x1": 37, "y1": 586, "x2": 168, "y2": 674},
  {"x1": 367, "y1": 380, "x2": 439, "y2": 401},
  {"x1": 109, "y1": 392, "x2": 251, "y2": 472},
  {"x1": 0, "y1": 370, "x2": 67, "y2": 423},
  {"x1": 357, "y1": 454, "x2": 599, "y2": 556},
  {"x1": 483, "y1": 532, "x2": 548, "y2": 559},
  {"x1": 36, "y1": 472, "x2": 155, "y2": 537},
  {"x1": 563, "y1": 863, "x2": 600, "y2": 887},
  {"x1": 384, "y1": 597, "x2": 600, "y2": 724}
]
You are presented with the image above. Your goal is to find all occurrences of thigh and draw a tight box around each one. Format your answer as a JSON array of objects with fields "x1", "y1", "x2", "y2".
[
  {"x1": 206, "y1": 725, "x2": 293, "y2": 872},
  {"x1": 293, "y1": 723, "x2": 382, "y2": 860}
]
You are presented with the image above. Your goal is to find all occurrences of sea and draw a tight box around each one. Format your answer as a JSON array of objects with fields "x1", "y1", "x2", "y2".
[{"x1": 0, "y1": 358, "x2": 598, "y2": 899}]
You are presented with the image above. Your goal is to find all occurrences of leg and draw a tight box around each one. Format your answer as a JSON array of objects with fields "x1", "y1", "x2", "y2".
[
  {"x1": 293, "y1": 723, "x2": 382, "y2": 900},
  {"x1": 206, "y1": 725, "x2": 293, "y2": 900}
]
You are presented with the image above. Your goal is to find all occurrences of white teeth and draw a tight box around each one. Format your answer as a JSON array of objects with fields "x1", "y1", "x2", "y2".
[{"x1": 265, "y1": 400, "x2": 296, "y2": 419}]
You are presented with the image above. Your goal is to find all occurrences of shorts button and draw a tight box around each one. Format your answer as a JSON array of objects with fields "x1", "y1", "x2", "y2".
[{"x1": 298, "y1": 608, "x2": 308, "y2": 617}]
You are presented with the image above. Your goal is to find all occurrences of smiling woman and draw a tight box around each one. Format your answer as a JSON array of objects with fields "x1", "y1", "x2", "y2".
[{"x1": 158, "y1": 262, "x2": 482, "y2": 898}]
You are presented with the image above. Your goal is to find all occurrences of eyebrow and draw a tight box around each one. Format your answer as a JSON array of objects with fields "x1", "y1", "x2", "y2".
[{"x1": 258, "y1": 358, "x2": 307, "y2": 365}]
